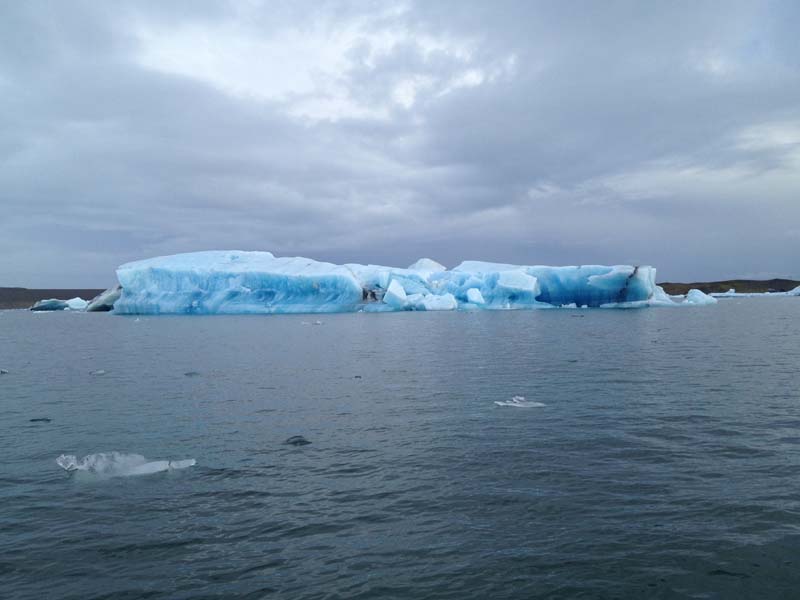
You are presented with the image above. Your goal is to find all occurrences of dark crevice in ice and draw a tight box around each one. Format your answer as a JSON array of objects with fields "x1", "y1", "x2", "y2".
[{"x1": 616, "y1": 266, "x2": 640, "y2": 304}]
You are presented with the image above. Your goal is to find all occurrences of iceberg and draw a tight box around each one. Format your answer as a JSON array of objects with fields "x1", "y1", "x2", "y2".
[
  {"x1": 30, "y1": 296, "x2": 89, "y2": 311},
  {"x1": 30, "y1": 298, "x2": 69, "y2": 311},
  {"x1": 684, "y1": 289, "x2": 718, "y2": 305},
  {"x1": 111, "y1": 250, "x2": 687, "y2": 315}
]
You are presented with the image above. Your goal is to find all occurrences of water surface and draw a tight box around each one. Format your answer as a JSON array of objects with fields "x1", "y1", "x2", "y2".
[{"x1": 2, "y1": 300, "x2": 800, "y2": 598}]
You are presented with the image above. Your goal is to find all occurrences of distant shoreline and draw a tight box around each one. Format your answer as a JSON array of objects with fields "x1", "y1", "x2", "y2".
[
  {"x1": 0, "y1": 287, "x2": 106, "y2": 310},
  {"x1": 658, "y1": 279, "x2": 800, "y2": 295},
  {"x1": 3, "y1": 279, "x2": 798, "y2": 310}
]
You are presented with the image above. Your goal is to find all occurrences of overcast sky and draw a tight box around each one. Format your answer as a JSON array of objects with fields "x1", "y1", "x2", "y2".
[{"x1": 2, "y1": 1, "x2": 799, "y2": 287}]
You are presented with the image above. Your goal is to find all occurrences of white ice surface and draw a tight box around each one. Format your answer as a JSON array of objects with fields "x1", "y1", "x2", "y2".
[
  {"x1": 383, "y1": 279, "x2": 408, "y2": 309},
  {"x1": 115, "y1": 251, "x2": 363, "y2": 314},
  {"x1": 56, "y1": 452, "x2": 196, "y2": 477},
  {"x1": 494, "y1": 395, "x2": 546, "y2": 408},
  {"x1": 65, "y1": 297, "x2": 88, "y2": 311},
  {"x1": 466, "y1": 288, "x2": 485, "y2": 305}
]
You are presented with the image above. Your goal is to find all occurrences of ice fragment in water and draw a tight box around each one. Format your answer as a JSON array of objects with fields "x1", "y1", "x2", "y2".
[
  {"x1": 110, "y1": 250, "x2": 695, "y2": 314},
  {"x1": 494, "y1": 395, "x2": 546, "y2": 408},
  {"x1": 684, "y1": 289, "x2": 718, "y2": 305},
  {"x1": 56, "y1": 452, "x2": 196, "y2": 477},
  {"x1": 30, "y1": 298, "x2": 69, "y2": 311}
]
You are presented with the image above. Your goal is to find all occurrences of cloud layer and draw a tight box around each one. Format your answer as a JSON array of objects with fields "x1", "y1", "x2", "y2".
[{"x1": 2, "y1": 1, "x2": 799, "y2": 286}]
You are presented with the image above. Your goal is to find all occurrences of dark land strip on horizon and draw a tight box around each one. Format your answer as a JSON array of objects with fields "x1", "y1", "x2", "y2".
[
  {"x1": 0, "y1": 288, "x2": 106, "y2": 310},
  {"x1": 658, "y1": 279, "x2": 800, "y2": 295}
]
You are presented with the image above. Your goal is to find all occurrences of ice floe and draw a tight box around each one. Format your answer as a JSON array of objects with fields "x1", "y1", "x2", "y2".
[
  {"x1": 684, "y1": 289, "x2": 718, "y2": 305},
  {"x1": 56, "y1": 452, "x2": 196, "y2": 477}
]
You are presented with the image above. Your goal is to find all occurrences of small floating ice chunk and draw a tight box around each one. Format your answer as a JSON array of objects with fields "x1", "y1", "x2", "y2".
[
  {"x1": 30, "y1": 298, "x2": 69, "y2": 311},
  {"x1": 56, "y1": 452, "x2": 196, "y2": 477},
  {"x1": 494, "y1": 395, "x2": 546, "y2": 408},
  {"x1": 90, "y1": 369, "x2": 107, "y2": 376},
  {"x1": 685, "y1": 289, "x2": 718, "y2": 305}
]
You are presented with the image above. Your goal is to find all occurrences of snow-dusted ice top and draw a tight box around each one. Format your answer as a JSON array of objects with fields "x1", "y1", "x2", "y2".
[{"x1": 112, "y1": 250, "x2": 693, "y2": 315}]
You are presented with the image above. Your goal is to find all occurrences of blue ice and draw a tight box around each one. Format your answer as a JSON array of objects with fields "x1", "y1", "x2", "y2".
[{"x1": 110, "y1": 250, "x2": 699, "y2": 315}]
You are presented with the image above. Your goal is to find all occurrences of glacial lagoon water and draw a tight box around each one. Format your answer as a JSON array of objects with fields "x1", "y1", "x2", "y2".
[{"x1": 1, "y1": 299, "x2": 800, "y2": 599}]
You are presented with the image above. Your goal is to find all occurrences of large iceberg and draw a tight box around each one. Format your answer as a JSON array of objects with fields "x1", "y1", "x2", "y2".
[{"x1": 111, "y1": 250, "x2": 698, "y2": 315}]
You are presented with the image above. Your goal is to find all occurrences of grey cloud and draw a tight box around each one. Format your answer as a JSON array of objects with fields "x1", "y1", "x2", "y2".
[{"x1": 1, "y1": 1, "x2": 799, "y2": 287}]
